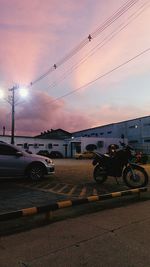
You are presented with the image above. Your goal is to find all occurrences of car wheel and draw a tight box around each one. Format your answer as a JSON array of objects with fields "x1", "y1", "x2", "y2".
[{"x1": 27, "y1": 163, "x2": 45, "y2": 181}]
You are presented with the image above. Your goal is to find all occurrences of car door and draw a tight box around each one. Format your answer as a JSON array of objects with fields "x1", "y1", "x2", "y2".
[{"x1": 0, "y1": 144, "x2": 25, "y2": 177}]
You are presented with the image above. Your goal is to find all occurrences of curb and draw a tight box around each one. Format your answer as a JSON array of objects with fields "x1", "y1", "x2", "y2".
[{"x1": 0, "y1": 187, "x2": 147, "y2": 221}]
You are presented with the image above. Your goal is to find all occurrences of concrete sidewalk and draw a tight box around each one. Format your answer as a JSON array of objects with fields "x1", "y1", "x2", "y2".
[{"x1": 1, "y1": 198, "x2": 150, "y2": 267}]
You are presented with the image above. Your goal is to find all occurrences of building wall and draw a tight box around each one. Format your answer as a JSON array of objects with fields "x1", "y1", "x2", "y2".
[
  {"x1": 0, "y1": 136, "x2": 66, "y2": 156},
  {"x1": 67, "y1": 137, "x2": 127, "y2": 157},
  {"x1": 73, "y1": 116, "x2": 150, "y2": 152},
  {"x1": 0, "y1": 135, "x2": 124, "y2": 157}
]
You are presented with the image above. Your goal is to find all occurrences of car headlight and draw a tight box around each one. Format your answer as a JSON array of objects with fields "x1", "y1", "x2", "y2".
[{"x1": 45, "y1": 158, "x2": 53, "y2": 165}]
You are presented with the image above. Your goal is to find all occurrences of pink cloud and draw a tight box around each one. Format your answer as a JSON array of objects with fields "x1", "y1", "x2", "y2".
[
  {"x1": 0, "y1": 0, "x2": 149, "y2": 137},
  {"x1": 90, "y1": 104, "x2": 150, "y2": 128},
  {"x1": 0, "y1": 90, "x2": 149, "y2": 137},
  {"x1": 1, "y1": 91, "x2": 93, "y2": 136},
  {"x1": 0, "y1": 0, "x2": 88, "y2": 86}
]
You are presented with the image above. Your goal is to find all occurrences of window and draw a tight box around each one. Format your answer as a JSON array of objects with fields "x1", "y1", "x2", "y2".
[
  {"x1": 48, "y1": 143, "x2": 52, "y2": 149},
  {"x1": 129, "y1": 125, "x2": 138, "y2": 129},
  {"x1": 129, "y1": 140, "x2": 138, "y2": 143},
  {"x1": 34, "y1": 143, "x2": 39, "y2": 148},
  {"x1": 144, "y1": 123, "x2": 150, "y2": 127},
  {"x1": 24, "y1": 143, "x2": 28, "y2": 149},
  {"x1": 17, "y1": 144, "x2": 23, "y2": 146},
  {"x1": 144, "y1": 139, "x2": 150, "y2": 143},
  {"x1": 97, "y1": 141, "x2": 104, "y2": 148},
  {"x1": 0, "y1": 144, "x2": 17, "y2": 155},
  {"x1": 100, "y1": 132, "x2": 104, "y2": 135},
  {"x1": 53, "y1": 144, "x2": 59, "y2": 146},
  {"x1": 91, "y1": 133, "x2": 98, "y2": 136},
  {"x1": 107, "y1": 131, "x2": 112, "y2": 134}
]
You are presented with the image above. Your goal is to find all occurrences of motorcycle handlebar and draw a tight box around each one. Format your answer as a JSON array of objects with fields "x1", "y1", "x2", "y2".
[{"x1": 119, "y1": 141, "x2": 134, "y2": 151}]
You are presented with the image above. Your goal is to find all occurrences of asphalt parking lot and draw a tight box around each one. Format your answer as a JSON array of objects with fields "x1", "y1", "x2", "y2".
[
  {"x1": 51, "y1": 158, "x2": 94, "y2": 184},
  {"x1": 1, "y1": 159, "x2": 150, "y2": 236},
  {"x1": 15, "y1": 159, "x2": 129, "y2": 198},
  {"x1": 1, "y1": 159, "x2": 150, "y2": 214}
]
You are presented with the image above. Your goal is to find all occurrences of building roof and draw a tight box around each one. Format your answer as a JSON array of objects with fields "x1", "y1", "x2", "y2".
[
  {"x1": 72, "y1": 115, "x2": 150, "y2": 134},
  {"x1": 35, "y1": 128, "x2": 72, "y2": 139}
]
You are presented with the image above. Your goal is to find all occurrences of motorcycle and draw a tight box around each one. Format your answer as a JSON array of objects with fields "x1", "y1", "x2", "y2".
[{"x1": 92, "y1": 143, "x2": 148, "y2": 188}]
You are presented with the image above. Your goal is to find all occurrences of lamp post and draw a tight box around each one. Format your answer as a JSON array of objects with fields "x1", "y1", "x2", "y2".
[
  {"x1": 0, "y1": 85, "x2": 28, "y2": 145},
  {"x1": 9, "y1": 85, "x2": 18, "y2": 144}
]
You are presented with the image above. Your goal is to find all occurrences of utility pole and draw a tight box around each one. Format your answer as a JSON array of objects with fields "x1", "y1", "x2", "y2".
[
  {"x1": 3, "y1": 126, "x2": 5, "y2": 136},
  {"x1": 9, "y1": 85, "x2": 18, "y2": 144},
  {"x1": 0, "y1": 85, "x2": 27, "y2": 145}
]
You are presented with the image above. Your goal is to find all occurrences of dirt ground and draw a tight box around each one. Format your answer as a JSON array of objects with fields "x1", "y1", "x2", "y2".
[{"x1": 51, "y1": 159, "x2": 94, "y2": 184}]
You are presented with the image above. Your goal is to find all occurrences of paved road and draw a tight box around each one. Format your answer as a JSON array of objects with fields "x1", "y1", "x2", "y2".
[
  {"x1": 1, "y1": 195, "x2": 150, "y2": 267},
  {"x1": 1, "y1": 160, "x2": 150, "y2": 264}
]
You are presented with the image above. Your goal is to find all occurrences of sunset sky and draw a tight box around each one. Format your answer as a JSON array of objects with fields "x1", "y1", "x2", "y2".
[{"x1": 0, "y1": 0, "x2": 150, "y2": 136}]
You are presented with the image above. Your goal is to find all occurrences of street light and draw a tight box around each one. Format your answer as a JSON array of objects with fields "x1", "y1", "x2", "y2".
[
  {"x1": 0, "y1": 85, "x2": 28, "y2": 144},
  {"x1": 0, "y1": 90, "x2": 4, "y2": 99},
  {"x1": 9, "y1": 86, "x2": 18, "y2": 144}
]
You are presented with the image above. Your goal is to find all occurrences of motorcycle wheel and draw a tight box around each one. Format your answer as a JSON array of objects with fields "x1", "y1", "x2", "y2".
[
  {"x1": 93, "y1": 165, "x2": 107, "y2": 184},
  {"x1": 123, "y1": 165, "x2": 148, "y2": 188}
]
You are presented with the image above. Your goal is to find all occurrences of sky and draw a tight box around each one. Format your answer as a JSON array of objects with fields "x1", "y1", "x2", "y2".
[{"x1": 0, "y1": 0, "x2": 150, "y2": 136}]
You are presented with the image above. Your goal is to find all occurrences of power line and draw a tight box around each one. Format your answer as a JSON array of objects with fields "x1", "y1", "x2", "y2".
[
  {"x1": 47, "y1": 1, "x2": 149, "y2": 91},
  {"x1": 45, "y1": 47, "x2": 150, "y2": 105},
  {"x1": 29, "y1": 0, "x2": 140, "y2": 87}
]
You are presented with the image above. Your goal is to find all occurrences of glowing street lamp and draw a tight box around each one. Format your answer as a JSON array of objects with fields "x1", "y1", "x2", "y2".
[
  {"x1": 9, "y1": 85, "x2": 28, "y2": 144},
  {"x1": 0, "y1": 85, "x2": 28, "y2": 144},
  {"x1": 0, "y1": 89, "x2": 4, "y2": 99},
  {"x1": 19, "y1": 87, "x2": 28, "y2": 98}
]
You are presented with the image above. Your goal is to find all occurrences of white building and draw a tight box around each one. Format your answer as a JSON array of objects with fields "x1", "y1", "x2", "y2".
[
  {"x1": 73, "y1": 115, "x2": 150, "y2": 153},
  {"x1": 0, "y1": 134, "x2": 124, "y2": 158},
  {"x1": 1, "y1": 116, "x2": 149, "y2": 156}
]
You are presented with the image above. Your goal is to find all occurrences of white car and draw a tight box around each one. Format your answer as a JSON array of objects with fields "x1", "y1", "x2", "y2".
[
  {"x1": 0, "y1": 142, "x2": 55, "y2": 181},
  {"x1": 75, "y1": 151, "x2": 95, "y2": 159}
]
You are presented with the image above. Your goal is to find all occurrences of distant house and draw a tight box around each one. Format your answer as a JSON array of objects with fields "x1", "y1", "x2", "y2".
[{"x1": 35, "y1": 128, "x2": 72, "y2": 140}]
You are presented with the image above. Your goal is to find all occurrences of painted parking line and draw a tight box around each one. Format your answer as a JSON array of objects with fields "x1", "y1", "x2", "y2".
[
  {"x1": 17, "y1": 180, "x2": 128, "y2": 198},
  {"x1": 93, "y1": 188, "x2": 98, "y2": 195},
  {"x1": 57, "y1": 184, "x2": 68, "y2": 193},
  {"x1": 79, "y1": 187, "x2": 87, "y2": 198},
  {"x1": 67, "y1": 185, "x2": 77, "y2": 196}
]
